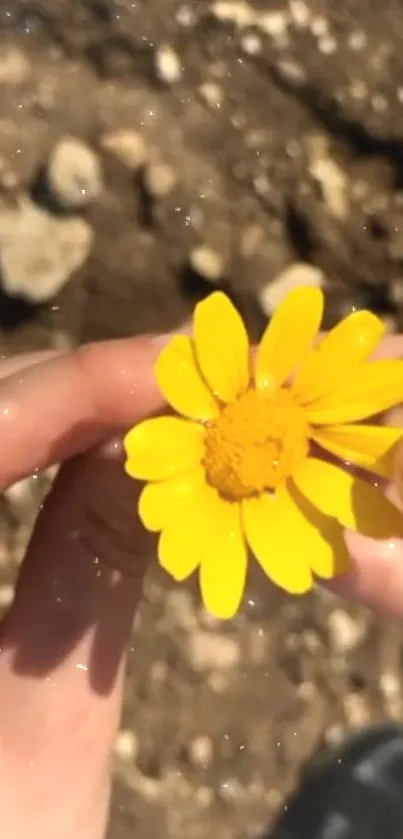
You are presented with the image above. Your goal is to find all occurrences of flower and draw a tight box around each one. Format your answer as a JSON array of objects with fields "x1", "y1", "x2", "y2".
[{"x1": 124, "y1": 287, "x2": 403, "y2": 619}]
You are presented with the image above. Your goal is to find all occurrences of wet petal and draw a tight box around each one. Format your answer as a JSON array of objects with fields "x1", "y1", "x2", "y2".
[
  {"x1": 293, "y1": 310, "x2": 385, "y2": 404},
  {"x1": 155, "y1": 335, "x2": 219, "y2": 420},
  {"x1": 138, "y1": 467, "x2": 205, "y2": 532},
  {"x1": 255, "y1": 286, "x2": 323, "y2": 391},
  {"x1": 193, "y1": 292, "x2": 250, "y2": 402},
  {"x1": 199, "y1": 501, "x2": 247, "y2": 619},
  {"x1": 293, "y1": 457, "x2": 403, "y2": 539},
  {"x1": 158, "y1": 480, "x2": 220, "y2": 581},
  {"x1": 124, "y1": 416, "x2": 205, "y2": 481},
  {"x1": 313, "y1": 424, "x2": 403, "y2": 480},
  {"x1": 242, "y1": 490, "x2": 313, "y2": 593},
  {"x1": 304, "y1": 360, "x2": 403, "y2": 424}
]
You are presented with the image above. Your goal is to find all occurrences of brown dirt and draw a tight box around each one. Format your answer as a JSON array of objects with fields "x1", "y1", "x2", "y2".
[{"x1": 1, "y1": 2, "x2": 403, "y2": 838}]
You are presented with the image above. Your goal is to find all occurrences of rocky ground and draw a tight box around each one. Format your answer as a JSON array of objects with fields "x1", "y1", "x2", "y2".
[{"x1": 1, "y1": 1, "x2": 403, "y2": 837}]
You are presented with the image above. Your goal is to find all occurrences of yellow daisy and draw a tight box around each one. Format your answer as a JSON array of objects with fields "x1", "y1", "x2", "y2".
[{"x1": 124, "y1": 287, "x2": 403, "y2": 619}]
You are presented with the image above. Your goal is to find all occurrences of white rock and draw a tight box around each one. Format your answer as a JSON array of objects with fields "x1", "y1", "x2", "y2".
[
  {"x1": 190, "y1": 245, "x2": 224, "y2": 282},
  {"x1": 241, "y1": 33, "x2": 262, "y2": 55},
  {"x1": 258, "y1": 262, "x2": 324, "y2": 315},
  {"x1": 198, "y1": 82, "x2": 224, "y2": 108},
  {"x1": 328, "y1": 608, "x2": 364, "y2": 654},
  {"x1": 324, "y1": 724, "x2": 345, "y2": 745},
  {"x1": 188, "y1": 630, "x2": 240, "y2": 671},
  {"x1": 379, "y1": 671, "x2": 401, "y2": 699},
  {"x1": 189, "y1": 735, "x2": 213, "y2": 766},
  {"x1": 0, "y1": 198, "x2": 93, "y2": 302},
  {"x1": 212, "y1": 1, "x2": 256, "y2": 29},
  {"x1": 155, "y1": 44, "x2": 182, "y2": 84},
  {"x1": 114, "y1": 729, "x2": 138, "y2": 762},
  {"x1": 259, "y1": 12, "x2": 289, "y2": 39},
  {"x1": 309, "y1": 154, "x2": 347, "y2": 217},
  {"x1": 0, "y1": 46, "x2": 30, "y2": 84},
  {"x1": 48, "y1": 137, "x2": 104, "y2": 209},
  {"x1": 289, "y1": 0, "x2": 310, "y2": 28},
  {"x1": 176, "y1": 5, "x2": 196, "y2": 27},
  {"x1": 144, "y1": 162, "x2": 177, "y2": 198},
  {"x1": 100, "y1": 129, "x2": 148, "y2": 170}
]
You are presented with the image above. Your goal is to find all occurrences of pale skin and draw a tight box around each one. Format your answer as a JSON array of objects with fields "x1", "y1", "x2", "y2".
[{"x1": 0, "y1": 334, "x2": 402, "y2": 839}]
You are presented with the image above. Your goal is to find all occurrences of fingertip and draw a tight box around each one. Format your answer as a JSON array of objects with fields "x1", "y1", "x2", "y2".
[{"x1": 324, "y1": 530, "x2": 403, "y2": 620}]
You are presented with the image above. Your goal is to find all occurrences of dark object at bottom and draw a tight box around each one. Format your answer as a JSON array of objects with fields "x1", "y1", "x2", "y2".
[{"x1": 267, "y1": 723, "x2": 403, "y2": 839}]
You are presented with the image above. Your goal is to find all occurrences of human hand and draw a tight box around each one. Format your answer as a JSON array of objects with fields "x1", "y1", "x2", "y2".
[
  {"x1": 0, "y1": 336, "x2": 164, "y2": 839},
  {"x1": 0, "y1": 333, "x2": 403, "y2": 839}
]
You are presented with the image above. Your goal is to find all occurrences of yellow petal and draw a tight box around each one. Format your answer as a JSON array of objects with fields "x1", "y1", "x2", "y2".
[
  {"x1": 293, "y1": 310, "x2": 385, "y2": 404},
  {"x1": 155, "y1": 335, "x2": 219, "y2": 421},
  {"x1": 293, "y1": 456, "x2": 403, "y2": 538},
  {"x1": 193, "y1": 292, "x2": 250, "y2": 402},
  {"x1": 242, "y1": 490, "x2": 313, "y2": 593},
  {"x1": 313, "y1": 424, "x2": 403, "y2": 480},
  {"x1": 158, "y1": 479, "x2": 220, "y2": 581},
  {"x1": 304, "y1": 360, "x2": 403, "y2": 425},
  {"x1": 138, "y1": 467, "x2": 205, "y2": 532},
  {"x1": 199, "y1": 501, "x2": 247, "y2": 619},
  {"x1": 287, "y1": 484, "x2": 350, "y2": 579},
  {"x1": 124, "y1": 416, "x2": 205, "y2": 481},
  {"x1": 255, "y1": 286, "x2": 323, "y2": 391}
]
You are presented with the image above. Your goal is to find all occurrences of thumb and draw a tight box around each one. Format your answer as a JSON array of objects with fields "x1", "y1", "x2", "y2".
[{"x1": 0, "y1": 441, "x2": 153, "y2": 839}]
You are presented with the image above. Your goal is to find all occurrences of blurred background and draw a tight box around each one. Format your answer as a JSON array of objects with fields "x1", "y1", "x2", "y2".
[{"x1": 0, "y1": 1, "x2": 403, "y2": 837}]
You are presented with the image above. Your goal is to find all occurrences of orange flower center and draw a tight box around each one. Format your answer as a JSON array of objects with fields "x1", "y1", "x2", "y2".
[{"x1": 204, "y1": 388, "x2": 309, "y2": 500}]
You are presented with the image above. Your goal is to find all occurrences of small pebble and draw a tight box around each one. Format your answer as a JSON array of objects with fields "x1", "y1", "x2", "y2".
[
  {"x1": 189, "y1": 630, "x2": 240, "y2": 671},
  {"x1": 289, "y1": 0, "x2": 310, "y2": 28},
  {"x1": 343, "y1": 693, "x2": 370, "y2": 728},
  {"x1": 190, "y1": 245, "x2": 224, "y2": 282},
  {"x1": 259, "y1": 12, "x2": 288, "y2": 39},
  {"x1": 155, "y1": 44, "x2": 182, "y2": 84},
  {"x1": 328, "y1": 608, "x2": 364, "y2": 654},
  {"x1": 379, "y1": 671, "x2": 401, "y2": 699},
  {"x1": 144, "y1": 162, "x2": 177, "y2": 198},
  {"x1": 325, "y1": 723, "x2": 345, "y2": 746},
  {"x1": 189, "y1": 735, "x2": 214, "y2": 766},
  {"x1": 258, "y1": 262, "x2": 324, "y2": 315},
  {"x1": 241, "y1": 33, "x2": 262, "y2": 55},
  {"x1": 0, "y1": 46, "x2": 30, "y2": 84},
  {"x1": 114, "y1": 729, "x2": 138, "y2": 762},
  {"x1": 199, "y1": 82, "x2": 224, "y2": 109},
  {"x1": 100, "y1": 129, "x2": 148, "y2": 170},
  {"x1": 47, "y1": 137, "x2": 104, "y2": 209}
]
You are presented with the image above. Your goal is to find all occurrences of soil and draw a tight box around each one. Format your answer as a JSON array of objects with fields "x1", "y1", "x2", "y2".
[{"x1": 1, "y1": 2, "x2": 403, "y2": 838}]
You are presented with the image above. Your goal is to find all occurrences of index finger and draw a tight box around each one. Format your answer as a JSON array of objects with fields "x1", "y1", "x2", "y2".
[{"x1": 0, "y1": 337, "x2": 165, "y2": 490}]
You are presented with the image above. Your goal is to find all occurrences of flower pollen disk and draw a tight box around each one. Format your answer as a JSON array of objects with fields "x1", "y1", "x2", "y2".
[{"x1": 203, "y1": 387, "x2": 309, "y2": 500}]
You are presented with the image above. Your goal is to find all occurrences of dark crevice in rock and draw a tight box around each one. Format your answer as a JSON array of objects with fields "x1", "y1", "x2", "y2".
[
  {"x1": 284, "y1": 199, "x2": 317, "y2": 263},
  {"x1": 0, "y1": 289, "x2": 39, "y2": 330},
  {"x1": 262, "y1": 60, "x2": 403, "y2": 185}
]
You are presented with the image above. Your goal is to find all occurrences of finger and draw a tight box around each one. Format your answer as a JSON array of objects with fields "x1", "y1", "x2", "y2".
[
  {"x1": 0, "y1": 441, "x2": 152, "y2": 839},
  {"x1": 0, "y1": 348, "x2": 64, "y2": 381},
  {"x1": 372, "y1": 334, "x2": 403, "y2": 360},
  {"x1": 0, "y1": 336, "x2": 166, "y2": 490},
  {"x1": 325, "y1": 530, "x2": 403, "y2": 620}
]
